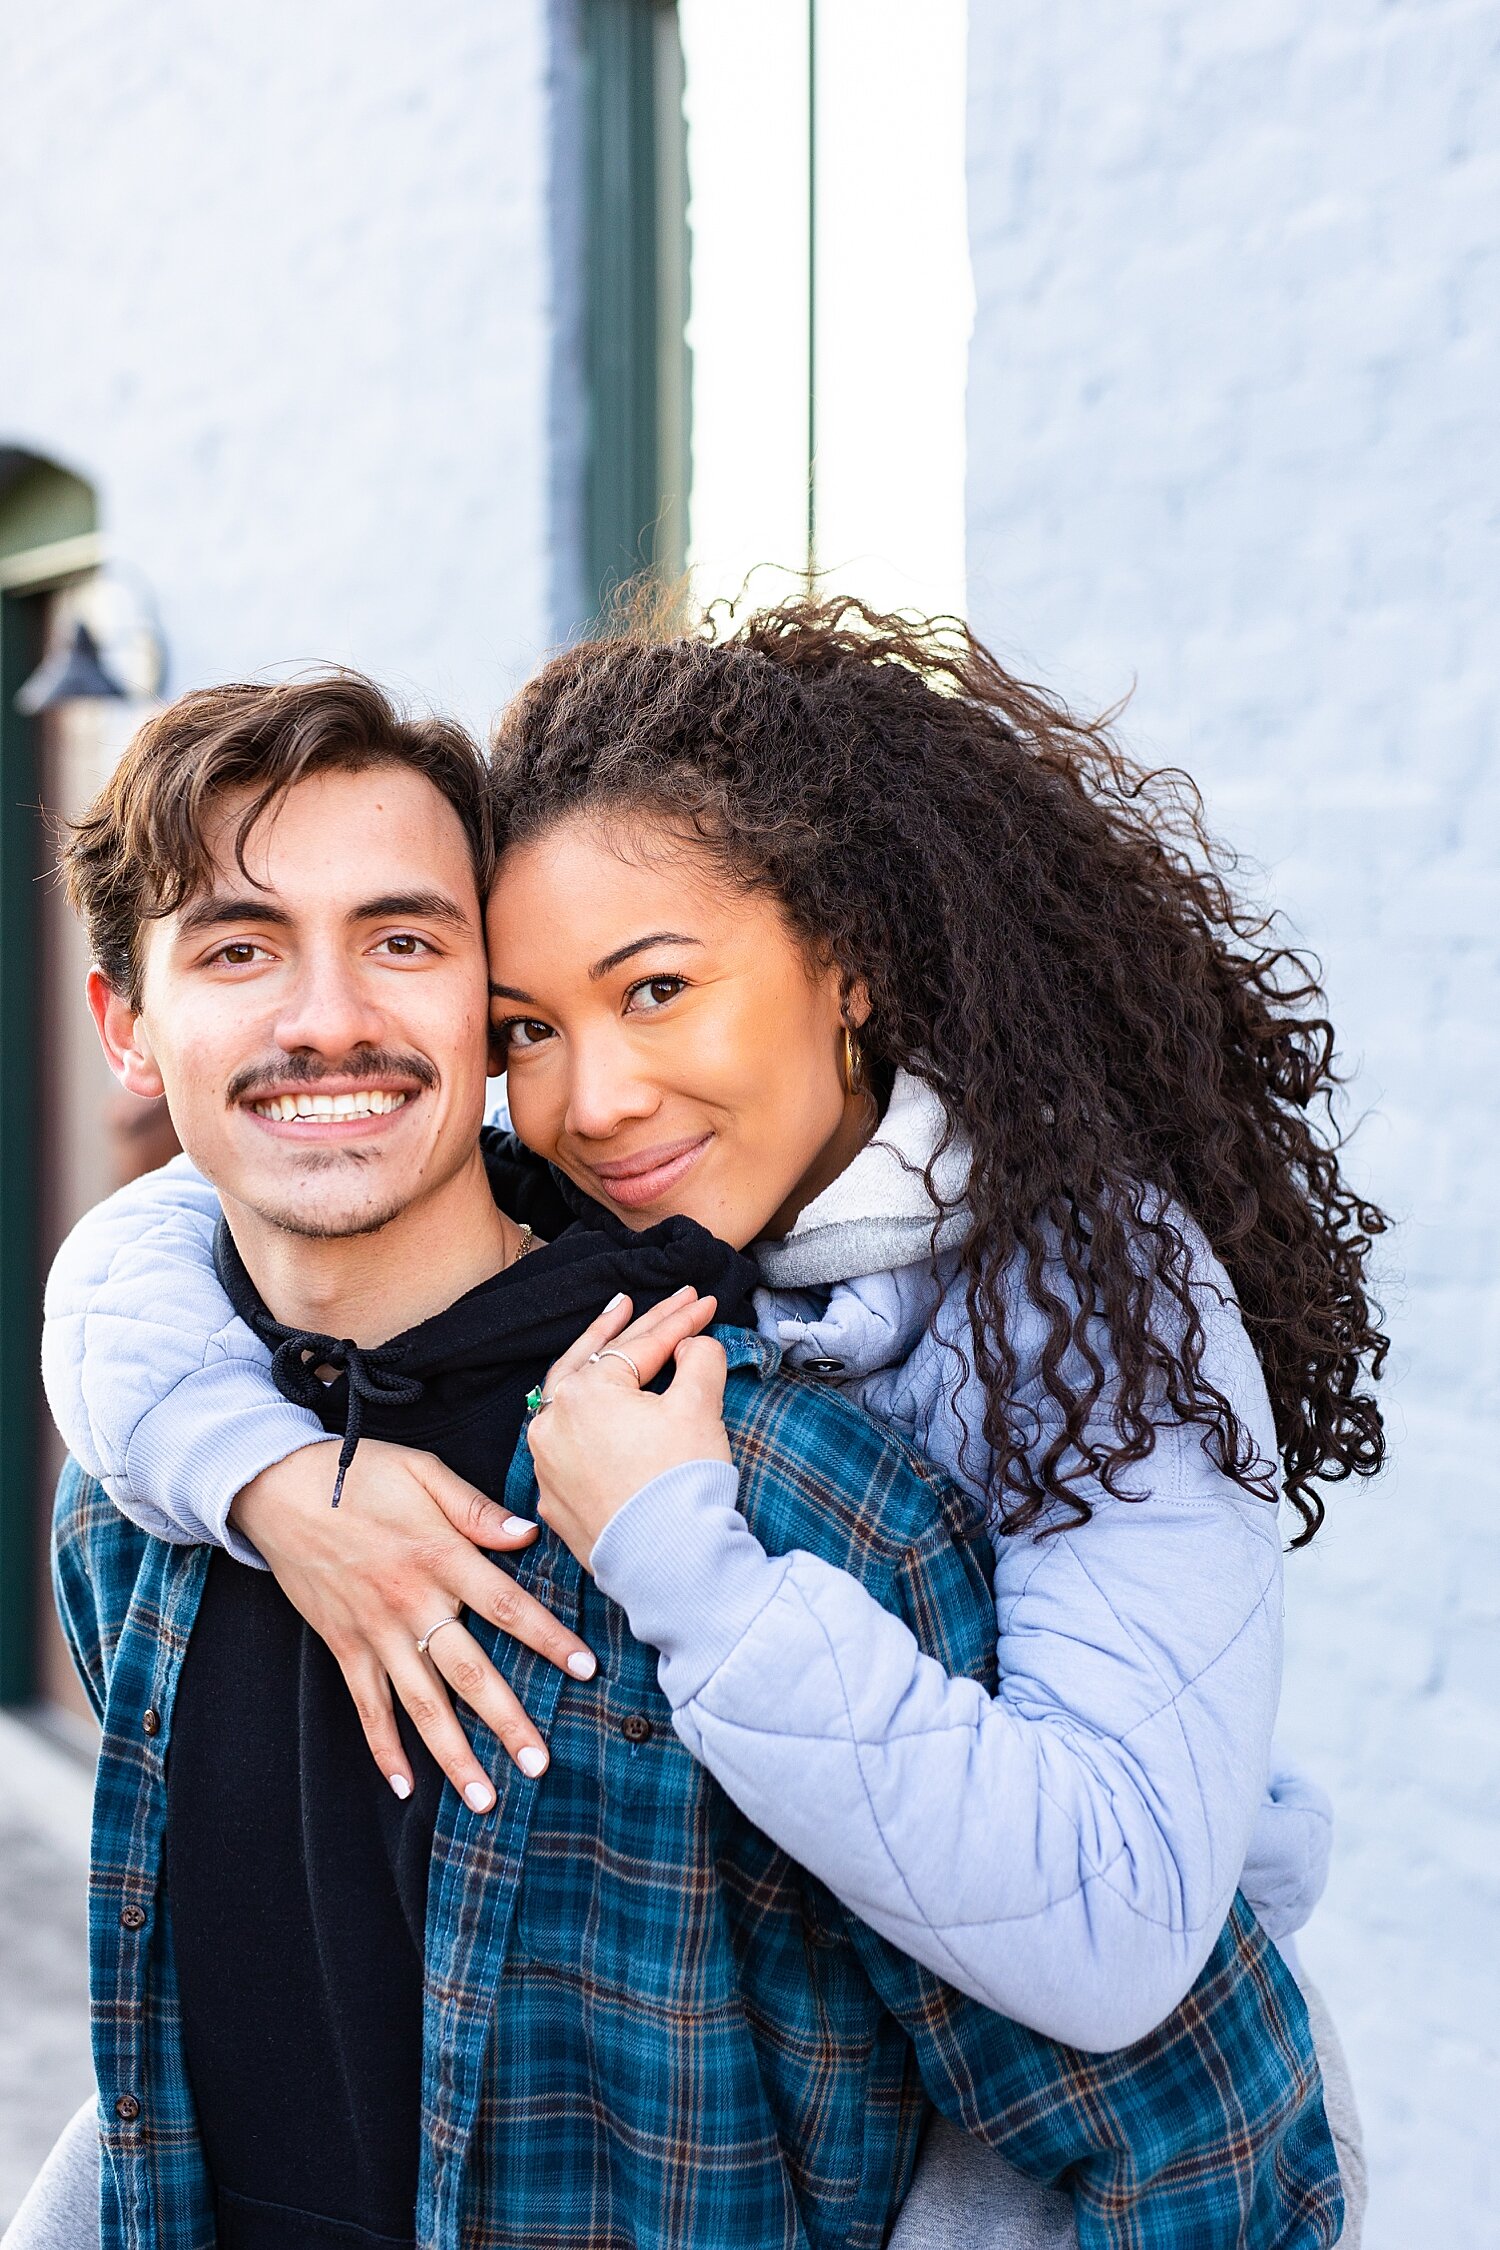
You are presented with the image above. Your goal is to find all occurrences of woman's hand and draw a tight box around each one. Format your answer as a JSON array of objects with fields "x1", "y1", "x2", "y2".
[
  {"x1": 527, "y1": 1288, "x2": 730, "y2": 1570},
  {"x1": 230, "y1": 1439, "x2": 597, "y2": 1809}
]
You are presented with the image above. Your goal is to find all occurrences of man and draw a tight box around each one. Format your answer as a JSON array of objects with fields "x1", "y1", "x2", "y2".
[{"x1": 43, "y1": 675, "x2": 1339, "y2": 2250}]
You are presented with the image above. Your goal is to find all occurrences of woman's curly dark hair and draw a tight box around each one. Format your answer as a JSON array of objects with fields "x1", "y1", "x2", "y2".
[{"x1": 491, "y1": 593, "x2": 1389, "y2": 1544}]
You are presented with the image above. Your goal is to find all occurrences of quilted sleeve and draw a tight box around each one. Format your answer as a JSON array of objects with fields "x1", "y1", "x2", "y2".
[
  {"x1": 590, "y1": 1393, "x2": 1286, "y2": 2051},
  {"x1": 42, "y1": 1157, "x2": 326, "y2": 1565}
]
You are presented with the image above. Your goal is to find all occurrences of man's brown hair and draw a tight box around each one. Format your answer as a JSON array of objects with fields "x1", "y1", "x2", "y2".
[{"x1": 64, "y1": 672, "x2": 494, "y2": 1007}]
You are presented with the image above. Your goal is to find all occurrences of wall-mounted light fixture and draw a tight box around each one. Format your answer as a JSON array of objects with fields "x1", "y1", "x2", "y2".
[
  {"x1": 11, "y1": 560, "x2": 167, "y2": 717},
  {"x1": 14, "y1": 619, "x2": 127, "y2": 714}
]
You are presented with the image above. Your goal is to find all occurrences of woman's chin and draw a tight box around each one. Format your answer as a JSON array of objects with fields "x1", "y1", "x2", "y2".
[
  {"x1": 555, "y1": 1143, "x2": 770, "y2": 1249},
  {"x1": 606, "y1": 1182, "x2": 764, "y2": 1253}
]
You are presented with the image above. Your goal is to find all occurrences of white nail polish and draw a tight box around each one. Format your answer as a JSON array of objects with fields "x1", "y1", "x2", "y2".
[
  {"x1": 501, "y1": 1515, "x2": 532, "y2": 1534},
  {"x1": 464, "y1": 1780, "x2": 496, "y2": 1811},
  {"x1": 567, "y1": 1651, "x2": 598, "y2": 1679},
  {"x1": 517, "y1": 1746, "x2": 548, "y2": 1778},
  {"x1": 388, "y1": 1773, "x2": 412, "y2": 1801},
  {"x1": 605, "y1": 1292, "x2": 629, "y2": 1314}
]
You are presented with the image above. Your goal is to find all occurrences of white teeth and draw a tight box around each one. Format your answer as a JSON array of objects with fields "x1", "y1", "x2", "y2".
[{"x1": 251, "y1": 1089, "x2": 411, "y2": 1121}]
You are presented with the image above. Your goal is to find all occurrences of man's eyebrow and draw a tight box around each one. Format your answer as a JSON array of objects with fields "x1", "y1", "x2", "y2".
[
  {"x1": 176, "y1": 893, "x2": 291, "y2": 938},
  {"x1": 177, "y1": 889, "x2": 474, "y2": 940},
  {"x1": 588, "y1": 932, "x2": 703, "y2": 980},
  {"x1": 355, "y1": 891, "x2": 473, "y2": 931}
]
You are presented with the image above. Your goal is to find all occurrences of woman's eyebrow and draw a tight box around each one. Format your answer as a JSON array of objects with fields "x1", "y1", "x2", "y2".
[
  {"x1": 588, "y1": 932, "x2": 702, "y2": 980},
  {"x1": 488, "y1": 933, "x2": 703, "y2": 1005}
]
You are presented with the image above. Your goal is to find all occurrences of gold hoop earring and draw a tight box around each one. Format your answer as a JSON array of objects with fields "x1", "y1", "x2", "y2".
[{"x1": 842, "y1": 1024, "x2": 866, "y2": 1098}]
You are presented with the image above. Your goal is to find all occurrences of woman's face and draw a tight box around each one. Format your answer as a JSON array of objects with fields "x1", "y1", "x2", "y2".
[{"x1": 486, "y1": 813, "x2": 872, "y2": 1248}]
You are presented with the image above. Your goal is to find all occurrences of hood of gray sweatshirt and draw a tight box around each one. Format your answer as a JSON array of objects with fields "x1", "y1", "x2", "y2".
[{"x1": 753, "y1": 1069, "x2": 970, "y2": 1292}]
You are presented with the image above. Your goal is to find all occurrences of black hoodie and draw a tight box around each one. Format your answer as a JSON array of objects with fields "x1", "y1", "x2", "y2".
[{"x1": 166, "y1": 1135, "x2": 755, "y2": 2250}]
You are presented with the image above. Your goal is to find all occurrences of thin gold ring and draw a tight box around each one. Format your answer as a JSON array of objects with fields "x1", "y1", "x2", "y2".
[{"x1": 416, "y1": 1612, "x2": 462, "y2": 1657}]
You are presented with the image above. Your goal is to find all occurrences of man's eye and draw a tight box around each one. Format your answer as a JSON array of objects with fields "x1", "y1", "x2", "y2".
[
  {"x1": 625, "y1": 975, "x2": 687, "y2": 1014},
  {"x1": 214, "y1": 942, "x2": 264, "y2": 967},
  {"x1": 380, "y1": 933, "x2": 430, "y2": 957}
]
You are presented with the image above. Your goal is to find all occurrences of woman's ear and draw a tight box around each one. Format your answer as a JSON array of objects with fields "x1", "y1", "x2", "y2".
[
  {"x1": 844, "y1": 978, "x2": 873, "y2": 1032},
  {"x1": 87, "y1": 968, "x2": 167, "y2": 1101}
]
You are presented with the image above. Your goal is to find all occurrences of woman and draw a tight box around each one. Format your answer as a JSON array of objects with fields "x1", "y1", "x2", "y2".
[{"x1": 42, "y1": 597, "x2": 1380, "y2": 2238}]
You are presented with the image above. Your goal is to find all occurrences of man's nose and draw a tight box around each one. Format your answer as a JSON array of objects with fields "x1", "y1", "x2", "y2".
[
  {"x1": 271, "y1": 949, "x2": 388, "y2": 1060},
  {"x1": 562, "y1": 1029, "x2": 659, "y2": 1142}
]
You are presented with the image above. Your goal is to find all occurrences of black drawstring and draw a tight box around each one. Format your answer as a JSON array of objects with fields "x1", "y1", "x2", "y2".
[{"x1": 268, "y1": 1331, "x2": 426, "y2": 1507}]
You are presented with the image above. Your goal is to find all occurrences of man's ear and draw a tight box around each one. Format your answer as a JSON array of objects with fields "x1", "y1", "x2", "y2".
[{"x1": 87, "y1": 968, "x2": 166, "y2": 1100}]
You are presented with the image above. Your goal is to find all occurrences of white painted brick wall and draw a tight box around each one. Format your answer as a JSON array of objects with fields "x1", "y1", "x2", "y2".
[
  {"x1": 964, "y1": 4, "x2": 1500, "y2": 2238},
  {"x1": 0, "y1": 0, "x2": 566, "y2": 730}
]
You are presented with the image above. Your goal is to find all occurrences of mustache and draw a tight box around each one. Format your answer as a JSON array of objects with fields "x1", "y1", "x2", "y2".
[{"x1": 225, "y1": 1049, "x2": 439, "y2": 1106}]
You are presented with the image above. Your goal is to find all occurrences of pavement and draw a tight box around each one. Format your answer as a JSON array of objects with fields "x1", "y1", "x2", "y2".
[{"x1": 0, "y1": 1712, "x2": 95, "y2": 2229}]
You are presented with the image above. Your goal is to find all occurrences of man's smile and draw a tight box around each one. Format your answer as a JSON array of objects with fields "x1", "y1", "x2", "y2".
[
  {"x1": 249, "y1": 1087, "x2": 411, "y2": 1122},
  {"x1": 239, "y1": 1073, "x2": 429, "y2": 1141}
]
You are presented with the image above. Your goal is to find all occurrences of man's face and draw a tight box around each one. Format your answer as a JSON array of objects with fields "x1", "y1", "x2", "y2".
[{"x1": 92, "y1": 764, "x2": 492, "y2": 1241}]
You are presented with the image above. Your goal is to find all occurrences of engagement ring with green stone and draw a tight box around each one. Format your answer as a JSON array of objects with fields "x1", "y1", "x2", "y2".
[{"x1": 526, "y1": 1385, "x2": 551, "y2": 1415}]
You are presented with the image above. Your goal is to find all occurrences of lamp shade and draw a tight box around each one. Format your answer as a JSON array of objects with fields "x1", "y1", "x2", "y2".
[{"x1": 14, "y1": 620, "x2": 127, "y2": 714}]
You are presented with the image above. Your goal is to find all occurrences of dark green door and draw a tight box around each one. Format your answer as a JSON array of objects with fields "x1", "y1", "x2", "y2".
[{"x1": 0, "y1": 453, "x2": 99, "y2": 1704}]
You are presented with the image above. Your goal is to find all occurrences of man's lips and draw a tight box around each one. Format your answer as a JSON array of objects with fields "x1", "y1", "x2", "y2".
[
  {"x1": 239, "y1": 1080, "x2": 424, "y2": 1135},
  {"x1": 586, "y1": 1134, "x2": 712, "y2": 1209}
]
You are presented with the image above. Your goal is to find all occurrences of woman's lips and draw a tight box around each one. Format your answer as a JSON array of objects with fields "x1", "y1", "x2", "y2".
[{"x1": 587, "y1": 1134, "x2": 712, "y2": 1210}]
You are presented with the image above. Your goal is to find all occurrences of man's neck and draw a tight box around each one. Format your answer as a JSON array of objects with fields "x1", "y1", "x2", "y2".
[{"x1": 222, "y1": 1146, "x2": 517, "y2": 1345}]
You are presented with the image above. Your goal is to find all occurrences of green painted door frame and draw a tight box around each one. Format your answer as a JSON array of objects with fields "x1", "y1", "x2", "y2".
[
  {"x1": 581, "y1": 0, "x2": 690, "y2": 615},
  {"x1": 0, "y1": 586, "x2": 43, "y2": 1702},
  {"x1": 0, "y1": 453, "x2": 100, "y2": 1703}
]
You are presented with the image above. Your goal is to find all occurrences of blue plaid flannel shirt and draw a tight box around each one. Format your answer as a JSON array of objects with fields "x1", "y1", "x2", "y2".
[{"x1": 54, "y1": 1325, "x2": 1342, "y2": 2250}]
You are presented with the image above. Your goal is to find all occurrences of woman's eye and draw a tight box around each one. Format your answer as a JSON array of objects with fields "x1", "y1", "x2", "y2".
[
  {"x1": 503, "y1": 1018, "x2": 554, "y2": 1052},
  {"x1": 625, "y1": 975, "x2": 687, "y2": 1014}
]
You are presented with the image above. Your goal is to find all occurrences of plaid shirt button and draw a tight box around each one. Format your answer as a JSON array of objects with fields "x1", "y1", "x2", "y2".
[
  {"x1": 141, "y1": 1707, "x2": 161, "y2": 1738},
  {"x1": 803, "y1": 1912, "x2": 840, "y2": 1949},
  {"x1": 619, "y1": 1713, "x2": 653, "y2": 1744},
  {"x1": 119, "y1": 1904, "x2": 148, "y2": 1931},
  {"x1": 114, "y1": 2095, "x2": 141, "y2": 2123}
]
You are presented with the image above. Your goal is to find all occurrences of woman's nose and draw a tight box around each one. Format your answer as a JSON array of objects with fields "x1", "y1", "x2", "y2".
[{"x1": 562, "y1": 1035, "x2": 659, "y2": 1142}]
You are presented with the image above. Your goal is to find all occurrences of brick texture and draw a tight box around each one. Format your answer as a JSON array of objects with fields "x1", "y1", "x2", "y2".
[
  {"x1": 0, "y1": 0, "x2": 562, "y2": 727},
  {"x1": 964, "y1": 5, "x2": 1500, "y2": 2238}
]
